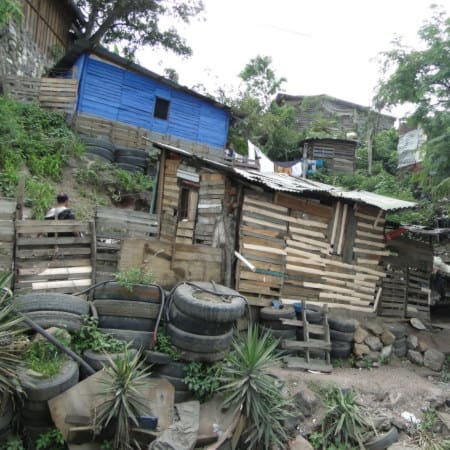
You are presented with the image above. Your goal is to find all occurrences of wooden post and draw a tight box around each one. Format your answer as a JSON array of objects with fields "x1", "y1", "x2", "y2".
[
  {"x1": 302, "y1": 143, "x2": 308, "y2": 178},
  {"x1": 16, "y1": 177, "x2": 25, "y2": 220}
]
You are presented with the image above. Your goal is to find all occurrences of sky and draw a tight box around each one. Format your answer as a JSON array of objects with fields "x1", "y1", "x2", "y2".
[{"x1": 137, "y1": 0, "x2": 450, "y2": 117}]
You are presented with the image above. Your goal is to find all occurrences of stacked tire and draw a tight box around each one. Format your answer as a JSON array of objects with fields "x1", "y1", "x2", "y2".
[
  {"x1": 152, "y1": 361, "x2": 193, "y2": 404},
  {"x1": 13, "y1": 293, "x2": 89, "y2": 332},
  {"x1": 166, "y1": 282, "x2": 246, "y2": 362},
  {"x1": 18, "y1": 360, "x2": 79, "y2": 440},
  {"x1": 93, "y1": 282, "x2": 162, "y2": 350},
  {"x1": 328, "y1": 317, "x2": 356, "y2": 359},
  {"x1": 259, "y1": 306, "x2": 297, "y2": 345},
  {"x1": 114, "y1": 147, "x2": 149, "y2": 173},
  {"x1": 80, "y1": 136, "x2": 115, "y2": 163}
]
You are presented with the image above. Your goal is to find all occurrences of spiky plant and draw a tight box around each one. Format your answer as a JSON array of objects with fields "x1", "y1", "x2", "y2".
[
  {"x1": 320, "y1": 386, "x2": 373, "y2": 449},
  {"x1": 93, "y1": 348, "x2": 152, "y2": 450},
  {"x1": 0, "y1": 273, "x2": 25, "y2": 404},
  {"x1": 220, "y1": 325, "x2": 292, "y2": 449}
]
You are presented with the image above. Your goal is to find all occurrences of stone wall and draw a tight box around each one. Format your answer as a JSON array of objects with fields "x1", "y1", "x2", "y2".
[{"x1": 0, "y1": 22, "x2": 54, "y2": 84}]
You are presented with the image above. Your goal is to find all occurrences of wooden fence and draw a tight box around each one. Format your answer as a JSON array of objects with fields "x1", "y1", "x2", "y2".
[
  {"x1": 95, "y1": 207, "x2": 159, "y2": 283},
  {"x1": 14, "y1": 220, "x2": 94, "y2": 294},
  {"x1": 0, "y1": 199, "x2": 16, "y2": 277},
  {"x1": 2, "y1": 76, "x2": 78, "y2": 115}
]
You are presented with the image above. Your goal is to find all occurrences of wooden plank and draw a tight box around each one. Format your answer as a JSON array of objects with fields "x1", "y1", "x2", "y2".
[
  {"x1": 354, "y1": 248, "x2": 390, "y2": 256},
  {"x1": 357, "y1": 222, "x2": 384, "y2": 232},
  {"x1": 289, "y1": 225, "x2": 326, "y2": 239},
  {"x1": 330, "y1": 201, "x2": 341, "y2": 247},
  {"x1": 287, "y1": 236, "x2": 329, "y2": 250},
  {"x1": 355, "y1": 211, "x2": 385, "y2": 224},
  {"x1": 243, "y1": 243, "x2": 286, "y2": 256},
  {"x1": 242, "y1": 215, "x2": 287, "y2": 232},
  {"x1": 30, "y1": 279, "x2": 92, "y2": 290},
  {"x1": 337, "y1": 203, "x2": 348, "y2": 255},
  {"x1": 274, "y1": 192, "x2": 332, "y2": 219}
]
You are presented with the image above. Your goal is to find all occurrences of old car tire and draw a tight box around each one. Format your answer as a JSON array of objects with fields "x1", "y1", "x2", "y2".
[
  {"x1": 365, "y1": 427, "x2": 399, "y2": 450},
  {"x1": 115, "y1": 155, "x2": 148, "y2": 168},
  {"x1": 259, "y1": 319, "x2": 295, "y2": 331},
  {"x1": 116, "y1": 162, "x2": 144, "y2": 173},
  {"x1": 98, "y1": 315, "x2": 156, "y2": 331},
  {"x1": 93, "y1": 300, "x2": 160, "y2": 319},
  {"x1": 94, "y1": 282, "x2": 161, "y2": 302},
  {"x1": 85, "y1": 145, "x2": 114, "y2": 162},
  {"x1": 83, "y1": 349, "x2": 137, "y2": 372},
  {"x1": 80, "y1": 136, "x2": 115, "y2": 151},
  {"x1": 144, "y1": 351, "x2": 172, "y2": 365},
  {"x1": 115, "y1": 146, "x2": 147, "y2": 159},
  {"x1": 328, "y1": 317, "x2": 357, "y2": 333},
  {"x1": 173, "y1": 282, "x2": 246, "y2": 323},
  {"x1": 99, "y1": 328, "x2": 153, "y2": 349},
  {"x1": 260, "y1": 306, "x2": 296, "y2": 321},
  {"x1": 158, "y1": 375, "x2": 188, "y2": 391},
  {"x1": 175, "y1": 390, "x2": 193, "y2": 403},
  {"x1": 331, "y1": 340, "x2": 352, "y2": 358},
  {"x1": 178, "y1": 348, "x2": 230, "y2": 363},
  {"x1": 261, "y1": 326, "x2": 296, "y2": 340},
  {"x1": 330, "y1": 329, "x2": 354, "y2": 343},
  {"x1": 21, "y1": 311, "x2": 83, "y2": 332},
  {"x1": 154, "y1": 362, "x2": 187, "y2": 379},
  {"x1": 167, "y1": 323, "x2": 233, "y2": 353},
  {"x1": 20, "y1": 360, "x2": 79, "y2": 401},
  {"x1": 168, "y1": 303, "x2": 234, "y2": 336},
  {"x1": 14, "y1": 293, "x2": 89, "y2": 316}
]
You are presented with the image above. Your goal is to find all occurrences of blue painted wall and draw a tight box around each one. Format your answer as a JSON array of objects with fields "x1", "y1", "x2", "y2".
[{"x1": 75, "y1": 55, "x2": 230, "y2": 149}]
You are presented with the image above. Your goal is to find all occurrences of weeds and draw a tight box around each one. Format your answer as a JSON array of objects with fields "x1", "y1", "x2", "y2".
[
  {"x1": 155, "y1": 332, "x2": 181, "y2": 361},
  {"x1": 35, "y1": 429, "x2": 65, "y2": 450},
  {"x1": 184, "y1": 361, "x2": 223, "y2": 403},
  {"x1": 113, "y1": 267, "x2": 154, "y2": 291},
  {"x1": 408, "y1": 408, "x2": 450, "y2": 450}
]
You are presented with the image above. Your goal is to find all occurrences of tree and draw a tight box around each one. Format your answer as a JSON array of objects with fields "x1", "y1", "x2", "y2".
[
  {"x1": 75, "y1": 0, "x2": 204, "y2": 58},
  {"x1": 239, "y1": 55, "x2": 286, "y2": 110}
]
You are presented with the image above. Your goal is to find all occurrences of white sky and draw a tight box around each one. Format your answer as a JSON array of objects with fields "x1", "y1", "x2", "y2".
[{"x1": 137, "y1": 0, "x2": 450, "y2": 117}]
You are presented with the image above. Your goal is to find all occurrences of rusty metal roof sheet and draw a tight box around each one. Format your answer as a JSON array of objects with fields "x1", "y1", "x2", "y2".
[{"x1": 234, "y1": 169, "x2": 416, "y2": 211}]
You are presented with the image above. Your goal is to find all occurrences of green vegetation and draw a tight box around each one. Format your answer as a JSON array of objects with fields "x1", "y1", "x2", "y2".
[
  {"x1": 71, "y1": 316, "x2": 126, "y2": 354},
  {"x1": 220, "y1": 325, "x2": 292, "y2": 449},
  {"x1": 0, "y1": 0, "x2": 23, "y2": 28},
  {"x1": 154, "y1": 331, "x2": 181, "y2": 361},
  {"x1": 317, "y1": 386, "x2": 373, "y2": 449},
  {"x1": 35, "y1": 429, "x2": 65, "y2": 450},
  {"x1": 94, "y1": 348, "x2": 152, "y2": 450},
  {"x1": 113, "y1": 267, "x2": 154, "y2": 291},
  {"x1": 0, "y1": 435, "x2": 25, "y2": 450},
  {"x1": 408, "y1": 408, "x2": 450, "y2": 450},
  {"x1": 184, "y1": 361, "x2": 223, "y2": 403},
  {"x1": 23, "y1": 332, "x2": 70, "y2": 378}
]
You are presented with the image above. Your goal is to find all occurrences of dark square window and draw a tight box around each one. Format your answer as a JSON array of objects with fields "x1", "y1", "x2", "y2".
[{"x1": 154, "y1": 97, "x2": 170, "y2": 120}]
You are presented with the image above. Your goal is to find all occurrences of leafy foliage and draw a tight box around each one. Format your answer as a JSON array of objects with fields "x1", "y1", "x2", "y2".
[
  {"x1": 24, "y1": 331, "x2": 70, "y2": 378},
  {"x1": 35, "y1": 429, "x2": 65, "y2": 450},
  {"x1": 0, "y1": 435, "x2": 25, "y2": 450},
  {"x1": 75, "y1": 0, "x2": 204, "y2": 59},
  {"x1": 93, "y1": 348, "x2": 153, "y2": 450},
  {"x1": 113, "y1": 267, "x2": 154, "y2": 291},
  {"x1": 0, "y1": 0, "x2": 23, "y2": 28},
  {"x1": 71, "y1": 316, "x2": 127, "y2": 354},
  {"x1": 154, "y1": 331, "x2": 181, "y2": 361},
  {"x1": 220, "y1": 326, "x2": 292, "y2": 449},
  {"x1": 184, "y1": 361, "x2": 222, "y2": 402}
]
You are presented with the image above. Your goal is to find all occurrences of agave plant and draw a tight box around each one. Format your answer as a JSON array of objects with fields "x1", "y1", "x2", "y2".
[
  {"x1": 93, "y1": 347, "x2": 153, "y2": 450},
  {"x1": 0, "y1": 273, "x2": 25, "y2": 403},
  {"x1": 220, "y1": 325, "x2": 292, "y2": 449}
]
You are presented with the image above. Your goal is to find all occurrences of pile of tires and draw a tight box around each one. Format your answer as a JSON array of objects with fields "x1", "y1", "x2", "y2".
[
  {"x1": 151, "y1": 360, "x2": 193, "y2": 404},
  {"x1": 166, "y1": 282, "x2": 246, "y2": 362},
  {"x1": 259, "y1": 306, "x2": 297, "y2": 344},
  {"x1": 328, "y1": 317, "x2": 356, "y2": 359},
  {"x1": 385, "y1": 323, "x2": 407, "y2": 357},
  {"x1": 114, "y1": 146, "x2": 149, "y2": 173},
  {"x1": 80, "y1": 135, "x2": 115, "y2": 163},
  {"x1": 93, "y1": 282, "x2": 162, "y2": 350},
  {"x1": 18, "y1": 360, "x2": 79, "y2": 440},
  {"x1": 13, "y1": 293, "x2": 89, "y2": 332}
]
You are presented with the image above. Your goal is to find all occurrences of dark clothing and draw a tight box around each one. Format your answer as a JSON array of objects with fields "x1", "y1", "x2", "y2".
[{"x1": 45, "y1": 207, "x2": 76, "y2": 237}]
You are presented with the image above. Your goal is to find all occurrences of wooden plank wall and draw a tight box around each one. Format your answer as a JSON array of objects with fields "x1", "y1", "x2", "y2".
[
  {"x1": 14, "y1": 220, "x2": 94, "y2": 294},
  {"x1": 160, "y1": 159, "x2": 180, "y2": 243},
  {"x1": 24, "y1": 0, "x2": 73, "y2": 56},
  {"x1": 3, "y1": 77, "x2": 78, "y2": 114},
  {"x1": 236, "y1": 190, "x2": 387, "y2": 311},
  {"x1": 0, "y1": 199, "x2": 16, "y2": 276},
  {"x1": 95, "y1": 207, "x2": 159, "y2": 283}
]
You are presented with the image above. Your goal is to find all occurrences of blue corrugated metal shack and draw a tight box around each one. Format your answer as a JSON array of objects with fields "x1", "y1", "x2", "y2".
[{"x1": 70, "y1": 48, "x2": 230, "y2": 149}]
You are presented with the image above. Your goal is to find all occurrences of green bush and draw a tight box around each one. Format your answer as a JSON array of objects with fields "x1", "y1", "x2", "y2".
[{"x1": 184, "y1": 361, "x2": 223, "y2": 403}]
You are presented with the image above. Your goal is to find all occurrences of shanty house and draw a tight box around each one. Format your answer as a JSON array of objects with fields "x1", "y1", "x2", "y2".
[{"x1": 123, "y1": 141, "x2": 420, "y2": 317}]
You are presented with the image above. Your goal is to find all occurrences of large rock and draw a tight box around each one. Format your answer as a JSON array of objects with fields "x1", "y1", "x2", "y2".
[
  {"x1": 381, "y1": 330, "x2": 396, "y2": 346},
  {"x1": 354, "y1": 326, "x2": 369, "y2": 344},
  {"x1": 366, "y1": 322, "x2": 384, "y2": 336},
  {"x1": 418, "y1": 339, "x2": 429, "y2": 353},
  {"x1": 407, "y1": 350, "x2": 424, "y2": 366},
  {"x1": 353, "y1": 343, "x2": 370, "y2": 358},
  {"x1": 424, "y1": 349, "x2": 445, "y2": 372},
  {"x1": 381, "y1": 345, "x2": 392, "y2": 359},
  {"x1": 293, "y1": 388, "x2": 319, "y2": 417},
  {"x1": 289, "y1": 434, "x2": 313, "y2": 450},
  {"x1": 365, "y1": 336, "x2": 383, "y2": 352},
  {"x1": 407, "y1": 335, "x2": 418, "y2": 350}
]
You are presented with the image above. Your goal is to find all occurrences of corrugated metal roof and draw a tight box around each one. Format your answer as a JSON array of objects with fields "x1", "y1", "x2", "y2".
[
  {"x1": 235, "y1": 169, "x2": 416, "y2": 211},
  {"x1": 153, "y1": 140, "x2": 416, "y2": 212}
]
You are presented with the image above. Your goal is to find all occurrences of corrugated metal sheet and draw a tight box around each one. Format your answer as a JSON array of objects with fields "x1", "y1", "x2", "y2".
[{"x1": 235, "y1": 169, "x2": 415, "y2": 211}]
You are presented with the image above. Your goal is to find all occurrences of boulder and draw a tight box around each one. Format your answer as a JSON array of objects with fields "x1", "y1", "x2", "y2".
[
  {"x1": 381, "y1": 345, "x2": 392, "y2": 359},
  {"x1": 407, "y1": 335, "x2": 419, "y2": 350},
  {"x1": 365, "y1": 336, "x2": 383, "y2": 352},
  {"x1": 423, "y1": 349, "x2": 445, "y2": 372},
  {"x1": 353, "y1": 343, "x2": 370, "y2": 358},
  {"x1": 354, "y1": 326, "x2": 369, "y2": 344},
  {"x1": 293, "y1": 388, "x2": 319, "y2": 417},
  {"x1": 366, "y1": 322, "x2": 384, "y2": 336},
  {"x1": 407, "y1": 350, "x2": 424, "y2": 366},
  {"x1": 381, "y1": 330, "x2": 396, "y2": 346},
  {"x1": 289, "y1": 434, "x2": 313, "y2": 450},
  {"x1": 418, "y1": 339, "x2": 429, "y2": 353}
]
